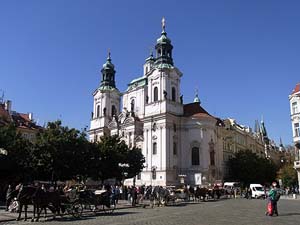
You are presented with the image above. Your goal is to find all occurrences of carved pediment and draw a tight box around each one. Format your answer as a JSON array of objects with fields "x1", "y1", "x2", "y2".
[
  {"x1": 118, "y1": 111, "x2": 128, "y2": 124},
  {"x1": 123, "y1": 116, "x2": 135, "y2": 125},
  {"x1": 135, "y1": 135, "x2": 144, "y2": 143},
  {"x1": 108, "y1": 120, "x2": 118, "y2": 129}
]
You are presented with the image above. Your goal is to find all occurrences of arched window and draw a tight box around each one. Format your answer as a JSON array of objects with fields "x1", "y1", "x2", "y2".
[
  {"x1": 111, "y1": 105, "x2": 116, "y2": 117},
  {"x1": 172, "y1": 87, "x2": 176, "y2": 102},
  {"x1": 153, "y1": 142, "x2": 157, "y2": 155},
  {"x1": 96, "y1": 105, "x2": 100, "y2": 118},
  {"x1": 192, "y1": 147, "x2": 200, "y2": 165},
  {"x1": 131, "y1": 99, "x2": 135, "y2": 112},
  {"x1": 103, "y1": 107, "x2": 106, "y2": 116},
  {"x1": 153, "y1": 87, "x2": 158, "y2": 102},
  {"x1": 173, "y1": 142, "x2": 177, "y2": 155},
  {"x1": 210, "y1": 150, "x2": 215, "y2": 166},
  {"x1": 158, "y1": 49, "x2": 161, "y2": 57}
]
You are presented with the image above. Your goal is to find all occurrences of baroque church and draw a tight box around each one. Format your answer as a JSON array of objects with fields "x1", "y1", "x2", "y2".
[{"x1": 89, "y1": 19, "x2": 221, "y2": 186}]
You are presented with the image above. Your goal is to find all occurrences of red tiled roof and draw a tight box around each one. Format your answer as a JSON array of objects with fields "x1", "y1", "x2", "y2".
[
  {"x1": 292, "y1": 83, "x2": 300, "y2": 95},
  {"x1": 183, "y1": 102, "x2": 215, "y2": 119},
  {"x1": 19, "y1": 113, "x2": 31, "y2": 122}
]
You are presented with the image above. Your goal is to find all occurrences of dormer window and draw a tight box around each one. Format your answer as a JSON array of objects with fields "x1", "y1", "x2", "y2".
[{"x1": 292, "y1": 102, "x2": 298, "y2": 114}]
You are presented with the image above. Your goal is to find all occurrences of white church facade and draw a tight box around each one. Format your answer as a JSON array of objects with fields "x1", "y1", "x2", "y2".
[{"x1": 89, "y1": 20, "x2": 224, "y2": 186}]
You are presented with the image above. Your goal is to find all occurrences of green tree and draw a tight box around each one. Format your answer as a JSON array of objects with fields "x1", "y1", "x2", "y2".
[
  {"x1": 34, "y1": 120, "x2": 90, "y2": 181},
  {"x1": 94, "y1": 135, "x2": 145, "y2": 182},
  {"x1": 226, "y1": 150, "x2": 277, "y2": 186},
  {"x1": 278, "y1": 164, "x2": 297, "y2": 187},
  {"x1": 0, "y1": 124, "x2": 35, "y2": 182}
]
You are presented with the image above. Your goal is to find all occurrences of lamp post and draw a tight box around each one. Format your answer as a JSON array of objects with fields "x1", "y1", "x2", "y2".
[
  {"x1": 151, "y1": 166, "x2": 157, "y2": 186},
  {"x1": 118, "y1": 163, "x2": 129, "y2": 185}
]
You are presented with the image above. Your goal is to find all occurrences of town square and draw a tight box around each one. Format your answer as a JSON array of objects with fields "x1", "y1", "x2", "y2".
[{"x1": 0, "y1": 0, "x2": 300, "y2": 224}]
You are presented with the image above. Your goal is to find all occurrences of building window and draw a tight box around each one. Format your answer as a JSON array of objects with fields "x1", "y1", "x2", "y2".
[
  {"x1": 210, "y1": 150, "x2": 215, "y2": 166},
  {"x1": 295, "y1": 123, "x2": 300, "y2": 137},
  {"x1": 96, "y1": 105, "x2": 100, "y2": 118},
  {"x1": 153, "y1": 87, "x2": 158, "y2": 102},
  {"x1": 173, "y1": 123, "x2": 177, "y2": 132},
  {"x1": 103, "y1": 107, "x2": 106, "y2": 116},
  {"x1": 137, "y1": 173, "x2": 141, "y2": 180},
  {"x1": 173, "y1": 142, "x2": 177, "y2": 155},
  {"x1": 292, "y1": 102, "x2": 298, "y2": 114},
  {"x1": 172, "y1": 87, "x2": 176, "y2": 102},
  {"x1": 153, "y1": 142, "x2": 157, "y2": 155},
  {"x1": 191, "y1": 147, "x2": 200, "y2": 165},
  {"x1": 111, "y1": 105, "x2": 116, "y2": 117},
  {"x1": 131, "y1": 99, "x2": 135, "y2": 112}
]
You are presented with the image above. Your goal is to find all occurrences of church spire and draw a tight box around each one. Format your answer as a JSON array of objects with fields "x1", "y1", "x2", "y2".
[
  {"x1": 155, "y1": 17, "x2": 173, "y2": 66},
  {"x1": 100, "y1": 50, "x2": 116, "y2": 89}
]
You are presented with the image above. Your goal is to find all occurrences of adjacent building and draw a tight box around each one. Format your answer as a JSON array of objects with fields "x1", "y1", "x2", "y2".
[
  {"x1": 0, "y1": 100, "x2": 41, "y2": 142},
  {"x1": 290, "y1": 83, "x2": 300, "y2": 187}
]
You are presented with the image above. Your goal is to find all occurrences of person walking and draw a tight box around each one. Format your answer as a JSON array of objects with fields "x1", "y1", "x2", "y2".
[
  {"x1": 5, "y1": 185, "x2": 12, "y2": 211},
  {"x1": 266, "y1": 182, "x2": 279, "y2": 216}
]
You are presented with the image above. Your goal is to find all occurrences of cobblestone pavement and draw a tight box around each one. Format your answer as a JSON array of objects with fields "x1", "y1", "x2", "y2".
[{"x1": 2, "y1": 198, "x2": 300, "y2": 225}]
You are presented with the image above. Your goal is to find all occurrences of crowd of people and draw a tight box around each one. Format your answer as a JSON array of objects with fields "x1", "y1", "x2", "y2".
[{"x1": 2, "y1": 181, "x2": 298, "y2": 218}]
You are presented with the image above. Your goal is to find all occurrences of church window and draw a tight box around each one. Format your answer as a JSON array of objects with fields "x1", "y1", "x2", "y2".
[
  {"x1": 172, "y1": 87, "x2": 176, "y2": 101},
  {"x1": 158, "y1": 49, "x2": 161, "y2": 57},
  {"x1": 153, "y1": 142, "x2": 157, "y2": 155},
  {"x1": 111, "y1": 105, "x2": 116, "y2": 117},
  {"x1": 96, "y1": 105, "x2": 100, "y2": 118},
  {"x1": 154, "y1": 87, "x2": 158, "y2": 102},
  {"x1": 210, "y1": 150, "x2": 215, "y2": 166},
  {"x1": 131, "y1": 99, "x2": 135, "y2": 112},
  {"x1": 292, "y1": 102, "x2": 298, "y2": 114},
  {"x1": 103, "y1": 107, "x2": 106, "y2": 116},
  {"x1": 192, "y1": 147, "x2": 200, "y2": 165},
  {"x1": 173, "y1": 142, "x2": 177, "y2": 155},
  {"x1": 295, "y1": 123, "x2": 300, "y2": 137}
]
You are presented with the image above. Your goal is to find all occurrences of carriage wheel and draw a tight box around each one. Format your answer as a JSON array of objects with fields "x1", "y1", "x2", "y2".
[
  {"x1": 102, "y1": 203, "x2": 115, "y2": 214},
  {"x1": 71, "y1": 202, "x2": 83, "y2": 218}
]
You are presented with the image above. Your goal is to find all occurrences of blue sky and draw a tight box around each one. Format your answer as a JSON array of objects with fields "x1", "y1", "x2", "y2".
[{"x1": 0, "y1": 0, "x2": 299, "y2": 145}]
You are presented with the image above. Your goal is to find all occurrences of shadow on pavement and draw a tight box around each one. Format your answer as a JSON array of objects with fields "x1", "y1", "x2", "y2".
[{"x1": 275, "y1": 212, "x2": 300, "y2": 217}]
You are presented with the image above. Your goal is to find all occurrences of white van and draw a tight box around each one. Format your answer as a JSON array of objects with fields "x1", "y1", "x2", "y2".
[{"x1": 250, "y1": 184, "x2": 265, "y2": 199}]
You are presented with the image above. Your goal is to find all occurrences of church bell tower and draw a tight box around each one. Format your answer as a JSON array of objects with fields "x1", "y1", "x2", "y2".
[{"x1": 89, "y1": 52, "x2": 121, "y2": 141}]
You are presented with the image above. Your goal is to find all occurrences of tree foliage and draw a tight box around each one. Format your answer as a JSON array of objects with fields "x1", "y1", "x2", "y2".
[
  {"x1": 226, "y1": 150, "x2": 278, "y2": 187},
  {"x1": 0, "y1": 120, "x2": 145, "y2": 184},
  {"x1": 278, "y1": 163, "x2": 297, "y2": 187},
  {"x1": 0, "y1": 124, "x2": 34, "y2": 182}
]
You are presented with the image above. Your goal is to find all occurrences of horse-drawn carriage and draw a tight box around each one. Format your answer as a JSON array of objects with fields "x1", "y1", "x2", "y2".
[
  {"x1": 77, "y1": 189, "x2": 116, "y2": 214},
  {"x1": 7, "y1": 185, "x2": 116, "y2": 221}
]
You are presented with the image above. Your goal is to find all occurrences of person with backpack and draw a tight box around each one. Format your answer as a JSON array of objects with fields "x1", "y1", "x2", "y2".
[{"x1": 266, "y1": 182, "x2": 279, "y2": 216}]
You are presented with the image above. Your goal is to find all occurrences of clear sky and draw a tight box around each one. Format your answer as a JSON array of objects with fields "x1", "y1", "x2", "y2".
[{"x1": 0, "y1": 0, "x2": 299, "y2": 145}]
